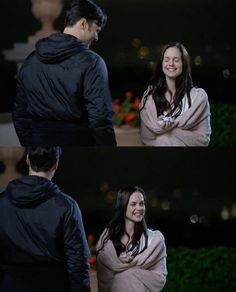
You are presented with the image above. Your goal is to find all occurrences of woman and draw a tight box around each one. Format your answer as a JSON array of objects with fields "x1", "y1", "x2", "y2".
[
  {"x1": 140, "y1": 42, "x2": 211, "y2": 146},
  {"x1": 96, "y1": 186, "x2": 167, "y2": 292}
]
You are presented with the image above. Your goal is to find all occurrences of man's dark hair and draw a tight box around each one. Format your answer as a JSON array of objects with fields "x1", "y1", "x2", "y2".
[
  {"x1": 27, "y1": 147, "x2": 62, "y2": 172},
  {"x1": 65, "y1": 0, "x2": 107, "y2": 27}
]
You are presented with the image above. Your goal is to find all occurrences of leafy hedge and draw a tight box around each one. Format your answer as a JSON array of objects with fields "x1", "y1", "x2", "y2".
[
  {"x1": 210, "y1": 103, "x2": 236, "y2": 146},
  {"x1": 1, "y1": 246, "x2": 235, "y2": 291},
  {"x1": 163, "y1": 247, "x2": 236, "y2": 292}
]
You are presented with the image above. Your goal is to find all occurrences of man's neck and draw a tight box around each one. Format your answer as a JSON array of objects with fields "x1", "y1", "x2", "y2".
[
  {"x1": 28, "y1": 169, "x2": 53, "y2": 181},
  {"x1": 63, "y1": 26, "x2": 84, "y2": 43}
]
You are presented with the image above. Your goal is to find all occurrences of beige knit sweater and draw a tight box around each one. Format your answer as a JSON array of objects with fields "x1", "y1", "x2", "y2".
[
  {"x1": 140, "y1": 87, "x2": 211, "y2": 146},
  {"x1": 96, "y1": 229, "x2": 167, "y2": 292}
]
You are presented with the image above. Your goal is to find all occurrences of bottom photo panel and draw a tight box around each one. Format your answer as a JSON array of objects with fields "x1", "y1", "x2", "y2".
[{"x1": 0, "y1": 147, "x2": 236, "y2": 292}]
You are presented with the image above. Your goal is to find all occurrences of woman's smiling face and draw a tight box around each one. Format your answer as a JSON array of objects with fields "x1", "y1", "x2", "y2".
[
  {"x1": 162, "y1": 46, "x2": 183, "y2": 80},
  {"x1": 125, "y1": 191, "x2": 145, "y2": 223}
]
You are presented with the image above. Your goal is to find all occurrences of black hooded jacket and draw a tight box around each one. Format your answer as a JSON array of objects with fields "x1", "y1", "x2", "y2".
[
  {"x1": 13, "y1": 33, "x2": 116, "y2": 146},
  {"x1": 0, "y1": 175, "x2": 90, "y2": 292}
]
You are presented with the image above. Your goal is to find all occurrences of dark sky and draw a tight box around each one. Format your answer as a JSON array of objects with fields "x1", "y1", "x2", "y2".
[
  {"x1": 1, "y1": 0, "x2": 235, "y2": 58},
  {"x1": 54, "y1": 147, "x2": 235, "y2": 196}
]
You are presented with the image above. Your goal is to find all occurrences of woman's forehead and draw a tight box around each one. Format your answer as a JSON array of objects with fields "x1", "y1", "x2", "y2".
[{"x1": 129, "y1": 191, "x2": 144, "y2": 201}]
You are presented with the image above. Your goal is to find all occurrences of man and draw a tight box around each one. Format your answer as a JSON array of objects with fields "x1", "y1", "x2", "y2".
[
  {"x1": 0, "y1": 147, "x2": 91, "y2": 292},
  {"x1": 13, "y1": 0, "x2": 116, "y2": 146}
]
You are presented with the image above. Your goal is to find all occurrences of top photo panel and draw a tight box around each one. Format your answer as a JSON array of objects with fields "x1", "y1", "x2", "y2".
[{"x1": 0, "y1": 0, "x2": 235, "y2": 146}]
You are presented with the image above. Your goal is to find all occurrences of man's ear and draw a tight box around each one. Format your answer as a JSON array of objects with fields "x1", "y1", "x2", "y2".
[
  {"x1": 53, "y1": 160, "x2": 59, "y2": 171},
  {"x1": 78, "y1": 17, "x2": 88, "y2": 30},
  {"x1": 26, "y1": 154, "x2": 30, "y2": 167}
]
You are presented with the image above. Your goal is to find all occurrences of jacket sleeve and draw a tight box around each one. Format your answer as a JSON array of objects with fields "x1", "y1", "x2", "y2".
[
  {"x1": 63, "y1": 200, "x2": 91, "y2": 292},
  {"x1": 83, "y1": 57, "x2": 116, "y2": 146},
  {"x1": 12, "y1": 76, "x2": 31, "y2": 146}
]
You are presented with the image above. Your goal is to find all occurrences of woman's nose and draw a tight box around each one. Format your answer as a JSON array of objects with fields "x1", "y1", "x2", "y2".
[
  {"x1": 137, "y1": 205, "x2": 144, "y2": 210},
  {"x1": 169, "y1": 59, "x2": 174, "y2": 66}
]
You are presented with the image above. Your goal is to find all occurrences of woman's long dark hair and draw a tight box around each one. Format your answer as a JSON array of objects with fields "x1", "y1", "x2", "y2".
[
  {"x1": 140, "y1": 42, "x2": 193, "y2": 117},
  {"x1": 97, "y1": 186, "x2": 148, "y2": 257}
]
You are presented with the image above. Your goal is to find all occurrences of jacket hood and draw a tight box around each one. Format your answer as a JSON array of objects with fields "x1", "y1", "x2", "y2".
[
  {"x1": 35, "y1": 33, "x2": 89, "y2": 63},
  {"x1": 6, "y1": 175, "x2": 60, "y2": 207}
]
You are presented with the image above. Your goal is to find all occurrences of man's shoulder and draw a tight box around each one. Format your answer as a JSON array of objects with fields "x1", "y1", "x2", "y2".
[
  {"x1": 0, "y1": 190, "x2": 6, "y2": 202},
  {"x1": 0, "y1": 191, "x2": 9, "y2": 211},
  {"x1": 0, "y1": 190, "x2": 5, "y2": 196},
  {"x1": 19, "y1": 51, "x2": 38, "y2": 71},
  {"x1": 54, "y1": 191, "x2": 81, "y2": 214},
  {"x1": 79, "y1": 49, "x2": 104, "y2": 64},
  {"x1": 55, "y1": 190, "x2": 77, "y2": 205}
]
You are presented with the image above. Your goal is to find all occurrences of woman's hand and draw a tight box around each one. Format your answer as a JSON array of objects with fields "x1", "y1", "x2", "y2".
[{"x1": 157, "y1": 116, "x2": 174, "y2": 129}]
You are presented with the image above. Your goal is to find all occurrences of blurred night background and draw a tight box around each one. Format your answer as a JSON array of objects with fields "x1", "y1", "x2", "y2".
[
  {"x1": 1, "y1": 147, "x2": 235, "y2": 247},
  {"x1": 1, "y1": 147, "x2": 236, "y2": 290},
  {"x1": 56, "y1": 147, "x2": 236, "y2": 250},
  {"x1": 0, "y1": 0, "x2": 236, "y2": 145}
]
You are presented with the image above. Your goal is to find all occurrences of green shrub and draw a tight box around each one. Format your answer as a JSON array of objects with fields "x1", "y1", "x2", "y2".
[
  {"x1": 163, "y1": 247, "x2": 236, "y2": 292},
  {"x1": 210, "y1": 103, "x2": 236, "y2": 146}
]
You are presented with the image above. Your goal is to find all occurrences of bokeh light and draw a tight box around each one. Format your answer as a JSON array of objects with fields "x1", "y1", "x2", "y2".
[
  {"x1": 190, "y1": 214, "x2": 199, "y2": 224},
  {"x1": 194, "y1": 56, "x2": 202, "y2": 66},
  {"x1": 138, "y1": 46, "x2": 150, "y2": 60},
  {"x1": 131, "y1": 37, "x2": 141, "y2": 49},
  {"x1": 221, "y1": 207, "x2": 230, "y2": 220}
]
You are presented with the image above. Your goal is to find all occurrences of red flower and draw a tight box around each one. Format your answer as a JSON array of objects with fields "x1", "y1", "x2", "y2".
[
  {"x1": 87, "y1": 234, "x2": 95, "y2": 242},
  {"x1": 113, "y1": 98, "x2": 120, "y2": 105},
  {"x1": 124, "y1": 112, "x2": 137, "y2": 123},
  {"x1": 112, "y1": 90, "x2": 140, "y2": 127},
  {"x1": 113, "y1": 104, "x2": 121, "y2": 112},
  {"x1": 132, "y1": 97, "x2": 141, "y2": 109},
  {"x1": 89, "y1": 255, "x2": 97, "y2": 266},
  {"x1": 125, "y1": 90, "x2": 134, "y2": 99}
]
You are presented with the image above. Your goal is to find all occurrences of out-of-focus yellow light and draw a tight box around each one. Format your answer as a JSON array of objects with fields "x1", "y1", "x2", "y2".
[
  {"x1": 132, "y1": 37, "x2": 141, "y2": 48},
  {"x1": 172, "y1": 189, "x2": 182, "y2": 199},
  {"x1": 150, "y1": 198, "x2": 158, "y2": 207},
  {"x1": 194, "y1": 56, "x2": 202, "y2": 66},
  {"x1": 138, "y1": 46, "x2": 150, "y2": 59},
  {"x1": 105, "y1": 190, "x2": 116, "y2": 204},
  {"x1": 161, "y1": 201, "x2": 170, "y2": 211},
  {"x1": 147, "y1": 61, "x2": 156, "y2": 70},
  {"x1": 231, "y1": 203, "x2": 236, "y2": 218},
  {"x1": 221, "y1": 207, "x2": 230, "y2": 220},
  {"x1": 100, "y1": 183, "x2": 109, "y2": 193}
]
